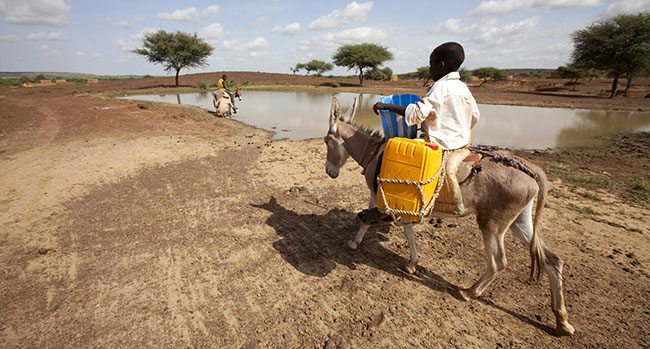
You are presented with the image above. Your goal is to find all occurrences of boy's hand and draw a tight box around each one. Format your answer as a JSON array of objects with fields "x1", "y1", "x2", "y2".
[{"x1": 373, "y1": 102, "x2": 386, "y2": 115}]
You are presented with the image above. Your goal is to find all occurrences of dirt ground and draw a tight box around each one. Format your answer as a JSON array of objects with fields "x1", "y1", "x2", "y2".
[{"x1": 1, "y1": 73, "x2": 649, "y2": 348}]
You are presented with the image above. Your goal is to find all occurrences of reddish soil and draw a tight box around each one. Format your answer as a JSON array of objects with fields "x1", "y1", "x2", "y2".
[{"x1": 0, "y1": 74, "x2": 649, "y2": 347}]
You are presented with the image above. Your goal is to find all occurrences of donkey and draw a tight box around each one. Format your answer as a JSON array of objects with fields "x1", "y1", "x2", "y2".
[{"x1": 324, "y1": 97, "x2": 575, "y2": 336}]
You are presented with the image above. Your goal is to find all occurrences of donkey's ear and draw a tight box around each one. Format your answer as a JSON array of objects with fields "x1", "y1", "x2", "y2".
[
  {"x1": 342, "y1": 97, "x2": 358, "y2": 122},
  {"x1": 330, "y1": 97, "x2": 340, "y2": 133}
]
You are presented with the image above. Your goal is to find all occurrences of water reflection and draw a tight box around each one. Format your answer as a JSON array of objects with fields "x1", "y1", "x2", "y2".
[{"x1": 121, "y1": 91, "x2": 650, "y2": 149}]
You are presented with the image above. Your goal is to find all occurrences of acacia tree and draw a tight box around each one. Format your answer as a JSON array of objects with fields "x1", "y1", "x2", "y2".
[
  {"x1": 571, "y1": 12, "x2": 650, "y2": 97},
  {"x1": 556, "y1": 63, "x2": 601, "y2": 90},
  {"x1": 293, "y1": 60, "x2": 334, "y2": 76},
  {"x1": 133, "y1": 30, "x2": 213, "y2": 87},
  {"x1": 332, "y1": 43, "x2": 393, "y2": 85},
  {"x1": 472, "y1": 67, "x2": 508, "y2": 87}
]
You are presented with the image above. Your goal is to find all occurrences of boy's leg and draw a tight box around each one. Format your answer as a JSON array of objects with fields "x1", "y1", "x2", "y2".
[{"x1": 436, "y1": 148, "x2": 471, "y2": 215}]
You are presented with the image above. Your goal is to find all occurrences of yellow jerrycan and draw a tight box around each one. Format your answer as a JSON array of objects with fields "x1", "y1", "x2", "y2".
[{"x1": 377, "y1": 138, "x2": 443, "y2": 222}]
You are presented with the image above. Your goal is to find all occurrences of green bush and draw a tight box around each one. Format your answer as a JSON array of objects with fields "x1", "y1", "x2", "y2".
[
  {"x1": 196, "y1": 81, "x2": 207, "y2": 89},
  {"x1": 364, "y1": 66, "x2": 393, "y2": 81},
  {"x1": 459, "y1": 68, "x2": 473, "y2": 82},
  {"x1": 330, "y1": 82, "x2": 341, "y2": 88}
]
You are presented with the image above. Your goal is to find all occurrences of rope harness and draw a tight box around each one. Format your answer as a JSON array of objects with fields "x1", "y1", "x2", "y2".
[
  {"x1": 468, "y1": 146, "x2": 539, "y2": 180},
  {"x1": 375, "y1": 145, "x2": 539, "y2": 222},
  {"x1": 376, "y1": 151, "x2": 447, "y2": 221}
]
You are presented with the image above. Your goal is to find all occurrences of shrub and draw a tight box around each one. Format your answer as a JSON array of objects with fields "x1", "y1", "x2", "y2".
[
  {"x1": 364, "y1": 66, "x2": 393, "y2": 81},
  {"x1": 196, "y1": 81, "x2": 207, "y2": 89},
  {"x1": 459, "y1": 68, "x2": 473, "y2": 82},
  {"x1": 330, "y1": 82, "x2": 340, "y2": 88}
]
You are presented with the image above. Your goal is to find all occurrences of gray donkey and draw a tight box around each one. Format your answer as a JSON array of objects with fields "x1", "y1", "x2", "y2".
[{"x1": 324, "y1": 97, "x2": 574, "y2": 336}]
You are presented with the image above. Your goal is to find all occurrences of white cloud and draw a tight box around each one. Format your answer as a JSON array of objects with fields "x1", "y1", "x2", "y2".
[
  {"x1": 471, "y1": 16, "x2": 541, "y2": 46},
  {"x1": 40, "y1": 44, "x2": 61, "y2": 56},
  {"x1": 26, "y1": 31, "x2": 67, "y2": 40},
  {"x1": 203, "y1": 5, "x2": 219, "y2": 16},
  {"x1": 436, "y1": 16, "x2": 541, "y2": 48},
  {"x1": 249, "y1": 16, "x2": 270, "y2": 27},
  {"x1": 604, "y1": 0, "x2": 650, "y2": 17},
  {"x1": 300, "y1": 26, "x2": 393, "y2": 52},
  {"x1": 436, "y1": 18, "x2": 465, "y2": 34},
  {"x1": 156, "y1": 5, "x2": 219, "y2": 21},
  {"x1": 470, "y1": 0, "x2": 601, "y2": 16},
  {"x1": 75, "y1": 51, "x2": 85, "y2": 56},
  {"x1": 0, "y1": 33, "x2": 18, "y2": 41},
  {"x1": 307, "y1": 1, "x2": 373, "y2": 30},
  {"x1": 223, "y1": 37, "x2": 269, "y2": 57},
  {"x1": 198, "y1": 23, "x2": 226, "y2": 45},
  {"x1": 272, "y1": 22, "x2": 301, "y2": 34},
  {"x1": 0, "y1": 0, "x2": 70, "y2": 26},
  {"x1": 531, "y1": 0, "x2": 602, "y2": 10},
  {"x1": 116, "y1": 27, "x2": 159, "y2": 52},
  {"x1": 470, "y1": 0, "x2": 527, "y2": 16},
  {"x1": 109, "y1": 16, "x2": 145, "y2": 29}
]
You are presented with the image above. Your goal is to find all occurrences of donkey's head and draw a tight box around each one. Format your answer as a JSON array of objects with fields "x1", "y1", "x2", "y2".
[{"x1": 324, "y1": 96, "x2": 357, "y2": 178}]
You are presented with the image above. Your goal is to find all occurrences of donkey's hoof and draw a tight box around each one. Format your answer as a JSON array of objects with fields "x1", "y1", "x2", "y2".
[
  {"x1": 457, "y1": 288, "x2": 472, "y2": 301},
  {"x1": 347, "y1": 240, "x2": 358, "y2": 250},
  {"x1": 555, "y1": 322, "x2": 575, "y2": 336},
  {"x1": 405, "y1": 262, "x2": 417, "y2": 274}
]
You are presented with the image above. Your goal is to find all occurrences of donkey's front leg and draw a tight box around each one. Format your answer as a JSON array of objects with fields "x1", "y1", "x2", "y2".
[
  {"x1": 348, "y1": 224, "x2": 369, "y2": 250},
  {"x1": 403, "y1": 223, "x2": 419, "y2": 274},
  {"x1": 348, "y1": 192, "x2": 376, "y2": 250}
]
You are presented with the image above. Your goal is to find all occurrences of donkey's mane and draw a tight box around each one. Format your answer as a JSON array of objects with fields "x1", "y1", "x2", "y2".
[{"x1": 346, "y1": 120, "x2": 385, "y2": 142}]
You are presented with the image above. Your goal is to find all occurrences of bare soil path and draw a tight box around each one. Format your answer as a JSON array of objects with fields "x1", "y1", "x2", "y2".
[{"x1": 1, "y1": 77, "x2": 649, "y2": 347}]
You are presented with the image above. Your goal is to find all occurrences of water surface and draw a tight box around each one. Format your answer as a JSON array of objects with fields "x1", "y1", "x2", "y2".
[{"x1": 122, "y1": 91, "x2": 650, "y2": 149}]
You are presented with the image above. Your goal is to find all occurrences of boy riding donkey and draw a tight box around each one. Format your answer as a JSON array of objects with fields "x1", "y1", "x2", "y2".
[
  {"x1": 373, "y1": 42, "x2": 479, "y2": 216},
  {"x1": 212, "y1": 74, "x2": 238, "y2": 117}
]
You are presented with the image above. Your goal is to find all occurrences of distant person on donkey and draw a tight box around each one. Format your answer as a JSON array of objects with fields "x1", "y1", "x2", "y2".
[
  {"x1": 215, "y1": 74, "x2": 237, "y2": 114},
  {"x1": 373, "y1": 42, "x2": 480, "y2": 215}
]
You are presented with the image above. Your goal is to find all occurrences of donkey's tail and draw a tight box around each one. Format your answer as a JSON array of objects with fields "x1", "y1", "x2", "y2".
[{"x1": 530, "y1": 164, "x2": 548, "y2": 281}]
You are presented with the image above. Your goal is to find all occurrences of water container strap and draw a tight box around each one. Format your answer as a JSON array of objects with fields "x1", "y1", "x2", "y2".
[{"x1": 376, "y1": 151, "x2": 447, "y2": 221}]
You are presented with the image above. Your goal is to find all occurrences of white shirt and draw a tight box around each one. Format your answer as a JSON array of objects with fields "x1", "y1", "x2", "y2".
[{"x1": 404, "y1": 72, "x2": 480, "y2": 150}]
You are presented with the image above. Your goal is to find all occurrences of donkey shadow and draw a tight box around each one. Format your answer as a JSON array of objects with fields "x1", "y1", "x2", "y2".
[
  {"x1": 251, "y1": 196, "x2": 556, "y2": 335},
  {"x1": 252, "y1": 197, "x2": 459, "y2": 296}
]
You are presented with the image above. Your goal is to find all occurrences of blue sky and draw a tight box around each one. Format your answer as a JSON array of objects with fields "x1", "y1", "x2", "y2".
[{"x1": 1, "y1": 0, "x2": 649, "y2": 76}]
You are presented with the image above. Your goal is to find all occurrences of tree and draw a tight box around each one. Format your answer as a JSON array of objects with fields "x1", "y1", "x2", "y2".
[
  {"x1": 364, "y1": 66, "x2": 393, "y2": 81},
  {"x1": 472, "y1": 67, "x2": 508, "y2": 87},
  {"x1": 556, "y1": 63, "x2": 602, "y2": 90},
  {"x1": 133, "y1": 30, "x2": 213, "y2": 87},
  {"x1": 571, "y1": 12, "x2": 650, "y2": 97},
  {"x1": 332, "y1": 43, "x2": 393, "y2": 85},
  {"x1": 294, "y1": 60, "x2": 334, "y2": 76},
  {"x1": 459, "y1": 68, "x2": 473, "y2": 83}
]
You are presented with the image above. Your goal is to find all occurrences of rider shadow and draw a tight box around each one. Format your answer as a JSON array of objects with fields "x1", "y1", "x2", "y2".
[{"x1": 251, "y1": 196, "x2": 556, "y2": 336}]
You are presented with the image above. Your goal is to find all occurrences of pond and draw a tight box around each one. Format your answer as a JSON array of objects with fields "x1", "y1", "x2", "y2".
[{"x1": 122, "y1": 91, "x2": 650, "y2": 149}]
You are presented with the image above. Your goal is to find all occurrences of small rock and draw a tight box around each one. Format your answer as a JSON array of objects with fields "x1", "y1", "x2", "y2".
[
  {"x1": 447, "y1": 223, "x2": 457, "y2": 228},
  {"x1": 289, "y1": 186, "x2": 308, "y2": 194},
  {"x1": 324, "y1": 334, "x2": 346, "y2": 349},
  {"x1": 136, "y1": 103, "x2": 149, "y2": 109},
  {"x1": 623, "y1": 267, "x2": 633, "y2": 274},
  {"x1": 626, "y1": 252, "x2": 636, "y2": 259},
  {"x1": 37, "y1": 248, "x2": 52, "y2": 255}
]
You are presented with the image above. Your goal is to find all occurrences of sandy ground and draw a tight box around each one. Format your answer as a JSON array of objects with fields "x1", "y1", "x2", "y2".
[{"x1": 1, "y1": 75, "x2": 649, "y2": 348}]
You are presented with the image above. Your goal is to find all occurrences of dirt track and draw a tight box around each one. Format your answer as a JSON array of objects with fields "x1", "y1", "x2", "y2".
[{"x1": 1, "y1": 75, "x2": 649, "y2": 347}]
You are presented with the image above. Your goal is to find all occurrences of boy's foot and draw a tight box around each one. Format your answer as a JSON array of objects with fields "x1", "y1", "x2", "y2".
[{"x1": 357, "y1": 208, "x2": 394, "y2": 225}]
